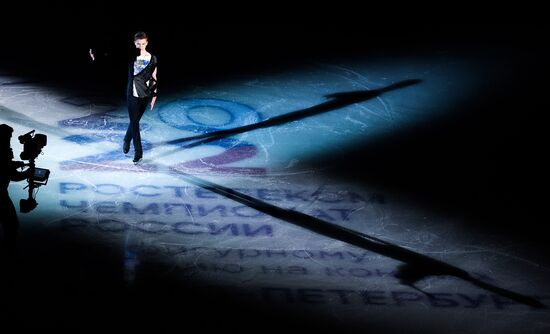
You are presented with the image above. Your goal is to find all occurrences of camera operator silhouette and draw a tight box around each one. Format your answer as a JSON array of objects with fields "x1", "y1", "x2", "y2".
[{"x1": 0, "y1": 124, "x2": 32, "y2": 258}]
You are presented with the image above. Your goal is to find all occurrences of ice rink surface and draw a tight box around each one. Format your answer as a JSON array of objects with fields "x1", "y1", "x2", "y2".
[{"x1": 1, "y1": 21, "x2": 549, "y2": 332}]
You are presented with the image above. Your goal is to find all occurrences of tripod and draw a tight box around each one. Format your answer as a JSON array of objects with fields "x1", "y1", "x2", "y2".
[{"x1": 20, "y1": 159, "x2": 38, "y2": 213}]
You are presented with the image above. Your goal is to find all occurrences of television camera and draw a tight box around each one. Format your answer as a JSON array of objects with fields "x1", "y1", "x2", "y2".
[{"x1": 17, "y1": 130, "x2": 50, "y2": 213}]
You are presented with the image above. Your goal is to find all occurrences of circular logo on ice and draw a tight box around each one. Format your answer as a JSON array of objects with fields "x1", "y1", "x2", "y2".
[
  {"x1": 159, "y1": 98, "x2": 261, "y2": 133},
  {"x1": 58, "y1": 97, "x2": 266, "y2": 175}
]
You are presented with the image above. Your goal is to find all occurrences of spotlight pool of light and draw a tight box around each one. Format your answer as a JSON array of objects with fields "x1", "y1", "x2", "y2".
[{"x1": 1, "y1": 53, "x2": 548, "y2": 333}]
